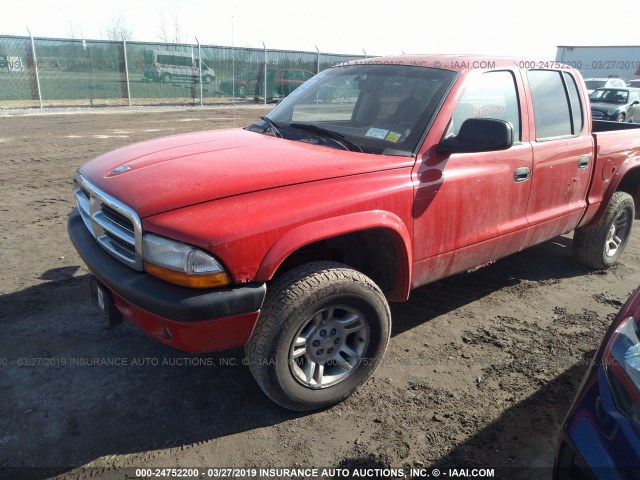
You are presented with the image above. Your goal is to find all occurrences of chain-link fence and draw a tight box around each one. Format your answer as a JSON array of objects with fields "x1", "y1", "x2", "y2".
[{"x1": 0, "y1": 35, "x2": 367, "y2": 109}]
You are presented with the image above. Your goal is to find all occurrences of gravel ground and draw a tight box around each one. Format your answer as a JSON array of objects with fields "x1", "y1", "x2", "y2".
[{"x1": 1, "y1": 106, "x2": 638, "y2": 480}]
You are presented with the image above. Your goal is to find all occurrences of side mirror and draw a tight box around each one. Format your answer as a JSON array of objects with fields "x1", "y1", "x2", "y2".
[
  {"x1": 632, "y1": 101, "x2": 640, "y2": 106},
  {"x1": 437, "y1": 118, "x2": 514, "y2": 154}
]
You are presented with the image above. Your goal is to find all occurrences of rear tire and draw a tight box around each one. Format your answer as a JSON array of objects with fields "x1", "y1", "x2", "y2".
[
  {"x1": 573, "y1": 191, "x2": 635, "y2": 269},
  {"x1": 245, "y1": 262, "x2": 391, "y2": 411}
]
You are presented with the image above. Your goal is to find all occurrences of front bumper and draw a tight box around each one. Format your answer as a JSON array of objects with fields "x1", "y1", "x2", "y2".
[
  {"x1": 68, "y1": 209, "x2": 266, "y2": 352},
  {"x1": 591, "y1": 110, "x2": 622, "y2": 121}
]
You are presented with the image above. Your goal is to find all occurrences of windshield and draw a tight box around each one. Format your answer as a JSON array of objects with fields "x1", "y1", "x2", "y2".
[
  {"x1": 590, "y1": 89, "x2": 629, "y2": 104},
  {"x1": 252, "y1": 64, "x2": 457, "y2": 155},
  {"x1": 585, "y1": 80, "x2": 606, "y2": 90}
]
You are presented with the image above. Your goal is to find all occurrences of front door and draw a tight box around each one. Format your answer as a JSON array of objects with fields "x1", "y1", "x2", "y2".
[{"x1": 412, "y1": 69, "x2": 533, "y2": 287}]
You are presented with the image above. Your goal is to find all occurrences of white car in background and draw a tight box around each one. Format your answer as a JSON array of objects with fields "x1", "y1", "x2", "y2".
[{"x1": 584, "y1": 77, "x2": 626, "y2": 94}]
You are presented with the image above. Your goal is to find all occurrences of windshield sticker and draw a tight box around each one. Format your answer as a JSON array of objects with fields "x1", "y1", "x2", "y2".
[
  {"x1": 365, "y1": 127, "x2": 389, "y2": 139},
  {"x1": 385, "y1": 131, "x2": 401, "y2": 143}
]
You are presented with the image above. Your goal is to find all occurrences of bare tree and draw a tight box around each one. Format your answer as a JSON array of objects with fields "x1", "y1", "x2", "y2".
[
  {"x1": 66, "y1": 21, "x2": 82, "y2": 40},
  {"x1": 157, "y1": 12, "x2": 184, "y2": 43},
  {"x1": 104, "y1": 15, "x2": 133, "y2": 41}
]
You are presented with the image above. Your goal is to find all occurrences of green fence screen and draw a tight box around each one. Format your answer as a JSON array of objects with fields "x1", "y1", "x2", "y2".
[{"x1": 0, "y1": 35, "x2": 367, "y2": 109}]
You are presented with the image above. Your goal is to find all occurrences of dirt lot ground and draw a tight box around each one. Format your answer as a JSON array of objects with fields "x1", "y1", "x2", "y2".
[{"x1": 1, "y1": 106, "x2": 639, "y2": 480}]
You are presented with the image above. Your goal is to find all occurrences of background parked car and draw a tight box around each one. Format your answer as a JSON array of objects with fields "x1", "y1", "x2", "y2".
[
  {"x1": 218, "y1": 68, "x2": 315, "y2": 100},
  {"x1": 627, "y1": 80, "x2": 640, "y2": 88},
  {"x1": 143, "y1": 49, "x2": 215, "y2": 84},
  {"x1": 590, "y1": 88, "x2": 640, "y2": 122},
  {"x1": 584, "y1": 77, "x2": 627, "y2": 94},
  {"x1": 271, "y1": 68, "x2": 315, "y2": 96},
  {"x1": 218, "y1": 71, "x2": 260, "y2": 98},
  {"x1": 554, "y1": 285, "x2": 640, "y2": 479}
]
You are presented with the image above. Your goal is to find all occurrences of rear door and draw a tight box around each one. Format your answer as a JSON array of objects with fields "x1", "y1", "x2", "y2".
[{"x1": 523, "y1": 70, "x2": 593, "y2": 246}]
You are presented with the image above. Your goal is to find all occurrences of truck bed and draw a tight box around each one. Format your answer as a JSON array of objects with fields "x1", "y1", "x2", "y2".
[
  {"x1": 581, "y1": 120, "x2": 640, "y2": 226},
  {"x1": 592, "y1": 120, "x2": 640, "y2": 132}
]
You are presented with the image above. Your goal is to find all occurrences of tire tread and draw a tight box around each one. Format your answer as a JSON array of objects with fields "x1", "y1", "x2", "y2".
[{"x1": 245, "y1": 261, "x2": 390, "y2": 411}]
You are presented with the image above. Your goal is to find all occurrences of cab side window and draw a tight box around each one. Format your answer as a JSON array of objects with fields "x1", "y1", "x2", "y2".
[
  {"x1": 448, "y1": 71, "x2": 521, "y2": 141},
  {"x1": 563, "y1": 72, "x2": 584, "y2": 134},
  {"x1": 528, "y1": 70, "x2": 583, "y2": 140}
]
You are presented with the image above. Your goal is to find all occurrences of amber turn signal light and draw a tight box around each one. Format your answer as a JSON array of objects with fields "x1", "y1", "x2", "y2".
[{"x1": 144, "y1": 261, "x2": 231, "y2": 288}]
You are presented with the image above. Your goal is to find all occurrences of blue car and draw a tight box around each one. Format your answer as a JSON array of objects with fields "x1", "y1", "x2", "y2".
[{"x1": 554, "y1": 286, "x2": 640, "y2": 479}]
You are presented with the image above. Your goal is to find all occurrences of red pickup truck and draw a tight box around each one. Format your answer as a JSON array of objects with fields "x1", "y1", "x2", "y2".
[{"x1": 68, "y1": 55, "x2": 640, "y2": 411}]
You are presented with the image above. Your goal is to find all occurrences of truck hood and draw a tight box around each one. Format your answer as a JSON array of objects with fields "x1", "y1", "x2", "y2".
[{"x1": 79, "y1": 128, "x2": 412, "y2": 218}]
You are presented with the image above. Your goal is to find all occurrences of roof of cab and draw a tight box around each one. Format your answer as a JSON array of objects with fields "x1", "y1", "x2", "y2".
[{"x1": 341, "y1": 54, "x2": 571, "y2": 73}]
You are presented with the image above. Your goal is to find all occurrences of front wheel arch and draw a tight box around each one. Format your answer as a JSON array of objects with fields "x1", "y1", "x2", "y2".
[{"x1": 255, "y1": 213, "x2": 413, "y2": 302}]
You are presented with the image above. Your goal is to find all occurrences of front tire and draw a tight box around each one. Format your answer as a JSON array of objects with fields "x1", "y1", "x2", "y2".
[
  {"x1": 616, "y1": 113, "x2": 625, "y2": 122},
  {"x1": 573, "y1": 191, "x2": 635, "y2": 269},
  {"x1": 246, "y1": 262, "x2": 391, "y2": 411}
]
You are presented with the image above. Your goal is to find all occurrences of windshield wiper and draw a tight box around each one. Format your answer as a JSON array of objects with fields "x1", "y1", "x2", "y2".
[
  {"x1": 289, "y1": 123, "x2": 363, "y2": 153},
  {"x1": 260, "y1": 116, "x2": 282, "y2": 138}
]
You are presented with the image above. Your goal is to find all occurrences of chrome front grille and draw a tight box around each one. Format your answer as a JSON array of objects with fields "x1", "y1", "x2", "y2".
[
  {"x1": 74, "y1": 172, "x2": 143, "y2": 270},
  {"x1": 101, "y1": 204, "x2": 135, "y2": 235}
]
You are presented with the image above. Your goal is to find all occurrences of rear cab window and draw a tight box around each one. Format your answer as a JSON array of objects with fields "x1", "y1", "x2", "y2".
[{"x1": 527, "y1": 70, "x2": 584, "y2": 140}]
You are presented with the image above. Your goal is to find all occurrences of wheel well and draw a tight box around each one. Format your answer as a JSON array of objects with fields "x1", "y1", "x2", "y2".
[
  {"x1": 617, "y1": 168, "x2": 640, "y2": 212},
  {"x1": 274, "y1": 229, "x2": 403, "y2": 300}
]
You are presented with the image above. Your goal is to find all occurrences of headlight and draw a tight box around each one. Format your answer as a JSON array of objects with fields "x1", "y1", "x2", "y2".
[
  {"x1": 604, "y1": 314, "x2": 640, "y2": 428},
  {"x1": 142, "y1": 233, "x2": 230, "y2": 288},
  {"x1": 607, "y1": 109, "x2": 619, "y2": 116}
]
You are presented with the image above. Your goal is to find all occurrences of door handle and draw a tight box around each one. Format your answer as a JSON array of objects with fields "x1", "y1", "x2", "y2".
[
  {"x1": 514, "y1": 167, "x2": 531, "y2": 183},
  {"x1": 578, "y1": 155, "x2": 590, "y2": 169}
]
